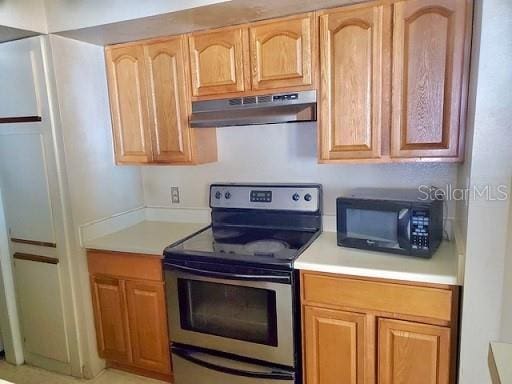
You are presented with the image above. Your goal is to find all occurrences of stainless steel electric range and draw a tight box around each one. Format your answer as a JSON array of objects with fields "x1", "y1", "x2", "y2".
[{"x1": 163, "y1": 183, "x2": 322, "y2": 384}]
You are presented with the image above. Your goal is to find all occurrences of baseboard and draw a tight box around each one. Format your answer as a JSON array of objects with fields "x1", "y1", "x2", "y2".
[{"x1": 107, "y1": 360, "x2": 173, "y2": 383}]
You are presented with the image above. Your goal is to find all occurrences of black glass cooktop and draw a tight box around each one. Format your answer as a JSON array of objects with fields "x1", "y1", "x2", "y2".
[{"x1": 164, "y1": 225, "x2": 320, "y2": 269}]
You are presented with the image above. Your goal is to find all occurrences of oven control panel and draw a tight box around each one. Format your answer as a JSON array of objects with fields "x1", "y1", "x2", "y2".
[{"x1": 210, "y1": 184, "x2": 321, "y2": 212}]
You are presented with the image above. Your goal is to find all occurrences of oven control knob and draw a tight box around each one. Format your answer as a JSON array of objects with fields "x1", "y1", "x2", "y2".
[
  {"x1": 304, "y1": 193, "x2": 312, "y2": 202},
  {"x1": 215, "y1": 191, "x2": 222, "y2": 199},
  {"x1": 224, "y1": 192, "x2": 231, "y2": 199},
  {"x1": 292, "y1": 193, "x2": 300, "y2": 201}
]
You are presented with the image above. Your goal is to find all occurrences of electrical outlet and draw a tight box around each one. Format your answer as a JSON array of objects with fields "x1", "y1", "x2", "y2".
[{"x1": 171, "y1": 187, "x2": 180, "y2": 204}]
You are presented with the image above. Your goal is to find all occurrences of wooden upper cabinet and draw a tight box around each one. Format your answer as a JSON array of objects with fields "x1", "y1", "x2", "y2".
[
  {"x1": 391, "y1": 0, "x2": 470, "y2": 159},
  {"x1": 144, "y1": 37, "x2": 192, "y2": 163},
  {"x1": 91, "y1": 276, "x2": 132, "y2": 364},
  {"x1": 319, "y1": 4, "x2": 390, "y2": 160},
  {"x1": 249, "y1": 14, "x2": 314, "y2": 91},
  {"x1": 106, "y1": 45, "x2": 152, "y2": 164},
  {"x1": 189, "y1": 27, "x2": 249, "y2": 97},
  {"x1": 125, "y1": 280, "x2": 171, "y2": 375},
  {"x1": 304, "y1": 306, "x2": 373, "y2": 384},
  {"x1": 378, "y1": 319, "x2": 451, "y2": 384}
]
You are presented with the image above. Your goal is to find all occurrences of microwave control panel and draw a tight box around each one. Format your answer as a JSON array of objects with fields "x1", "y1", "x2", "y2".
[{"x1": 411, "y1": 211, "x2": 430, "y2": 250}]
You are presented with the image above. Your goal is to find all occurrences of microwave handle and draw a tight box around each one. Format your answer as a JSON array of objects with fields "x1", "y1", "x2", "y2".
[
  {"x1": 397, "y1": 208, "x2": 411, "y2": 250},
  {"x1": 172, "y1": 345, "x2": 295, "y2": 380}
]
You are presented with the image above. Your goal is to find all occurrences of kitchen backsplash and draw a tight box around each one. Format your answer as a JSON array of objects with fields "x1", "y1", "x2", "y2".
[{"x1": 142, "y1": 123, "x2": 458, "y2": 218}]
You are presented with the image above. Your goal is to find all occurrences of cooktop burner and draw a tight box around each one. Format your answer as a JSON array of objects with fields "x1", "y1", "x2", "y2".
[{"x1": 243, "y1": 239, "x2": 289, "y2": 255}]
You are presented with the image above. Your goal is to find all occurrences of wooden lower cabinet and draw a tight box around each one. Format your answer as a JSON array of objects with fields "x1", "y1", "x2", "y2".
[
  {"x1": 125, "y1": 280, "x2": 171, "y2": 375},
  {"x1": 304, "y1": 306, "x2": 373, "y2": 384},
  {"x1": 88, "y1": 250, "x2": 172, "y2": 382},
  {"x1": 378, "y1": 319, "x2": 450, "y2": 384},
  {"x1": 91, "y1": 276, "x2": 132, "y2": 363},
  {"x1": 301, "y1": 271, "x2": 459, "y2": 384}
]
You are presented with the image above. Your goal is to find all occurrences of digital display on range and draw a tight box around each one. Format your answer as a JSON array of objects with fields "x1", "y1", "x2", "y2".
[{"x1": 250, "y1": 190, "x2": 272, "y2": 203}]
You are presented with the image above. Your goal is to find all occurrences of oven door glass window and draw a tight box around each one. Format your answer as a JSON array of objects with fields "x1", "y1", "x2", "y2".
[
  {"x1": 346, "y1": 208, "x2": 398, "y2": 243},
  {"x1": 177, "y1": 279, "x2": 278, "y2": 346}
]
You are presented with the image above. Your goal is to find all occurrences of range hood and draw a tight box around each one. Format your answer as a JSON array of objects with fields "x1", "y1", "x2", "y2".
[{"x1": 190, "y1": 90, "x2": 316, "y2": 128}]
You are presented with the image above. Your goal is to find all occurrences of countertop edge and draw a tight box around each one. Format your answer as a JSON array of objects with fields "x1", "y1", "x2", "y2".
[
  {"x1": 84, "y1": 245, "x2": 164, "y2": 257},
  {"x1": 294, "y1": 261, "x2": 460, "y2": 286}
]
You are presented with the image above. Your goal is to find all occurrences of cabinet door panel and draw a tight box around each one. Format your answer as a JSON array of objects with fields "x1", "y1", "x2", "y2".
[
  {"x1": 145, "y1": 37, "x2": 192, "y2": 163},
  {"x1": 91, "y1": 276, "x2": 132, "y2": 363},
  {"x1": 106, "y1": 45, "x2": 152, "y2": 163},
  {"x1": 0, "y1": 133, "x2": 55, "y2": 243},
  {"x1": 14, "y1": 259, "x2": 69, "y2": 363},
  {"x1": 378, "y1": 319, "x2": 450, "y2": 384},
  {"x1": 304, "y1": 306, "x2": 373, "y2": 384},
  {"x1": 319, "y1": 4, "x2": 389, "y2": 160},
  {"x1": 250, "y1": 15, "x2": 313, "y2": 90},
  {"x1": 391, "y1": 0, "x2": 469, "y2": 159},
  {"x1": 126, "y1": 280, "x2": 171, "y2": 375},
  {"x1": 189, "y1": 28, "x2": 248, "y2": 97}
]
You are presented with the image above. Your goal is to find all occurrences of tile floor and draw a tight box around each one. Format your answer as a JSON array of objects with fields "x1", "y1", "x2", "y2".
[{"x1": 0, "y1": 361, "x2": 166, "y2": 384}]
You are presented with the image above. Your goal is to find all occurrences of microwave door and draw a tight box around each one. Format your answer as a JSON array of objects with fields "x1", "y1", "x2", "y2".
[{"x1": 337, "y1": 201, "x2": 411, "y2": 254}]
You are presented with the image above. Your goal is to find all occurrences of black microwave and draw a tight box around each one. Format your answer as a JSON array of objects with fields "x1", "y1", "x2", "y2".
[{"x1": 336, "y1": 189, "x2": 443, "y2": 258}]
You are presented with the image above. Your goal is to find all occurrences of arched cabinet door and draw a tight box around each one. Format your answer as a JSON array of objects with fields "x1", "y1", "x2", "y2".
[
  {"x1": 144, "y1": 37, "x2": 192, "y2": 163},
  {"x1": 249, "y1": 14, "x2": 314, "y2": 91},
  {"x1": 106, "y1": 45, "x2": 152, "y2": 164},
  {"x1": 391, "y1": 0, "x2": 471, "y2": 160},
  {"x1": 189, "y1": 27, "x2": 248, "y2": 97},
  {"x1": 319, "y1": 4, "x2": 390, "y2": 160}
]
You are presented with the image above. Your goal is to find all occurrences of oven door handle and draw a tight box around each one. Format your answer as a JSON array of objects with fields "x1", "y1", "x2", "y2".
[
  {"x1": 163, "y1": 262, "x2": 291, "y2": 284},
  {"x1": 172, "y1": 346, "x2": 294, "y2": 380}
]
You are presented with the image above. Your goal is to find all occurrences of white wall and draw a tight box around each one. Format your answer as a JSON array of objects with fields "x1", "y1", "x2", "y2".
[
  {"x1": 457, "y1": 0, "x2": 512, "y2": 382},
  {"x1": 501, "y1": 203, "x2": 512, "y2": 342},
  {"x1": 142, "y1": 123, "x2": 458, "y2": 219},
  {"x1": 44, "y1": 0, "x2": 229, "y2": 33},
  {"x1": 49, "y1": 35, "x2": 145, "y2": 377},
  {"x1": 49, "y1": 35, "x2": 144, "y2": 225},
  {"x1": 0, "y1": 0, "x2": 47, "y2": 33}
]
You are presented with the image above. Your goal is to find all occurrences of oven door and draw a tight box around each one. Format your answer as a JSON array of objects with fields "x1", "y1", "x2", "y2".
[{"x1": 164, "y1": 261, "x2": 295, "y2": 367}]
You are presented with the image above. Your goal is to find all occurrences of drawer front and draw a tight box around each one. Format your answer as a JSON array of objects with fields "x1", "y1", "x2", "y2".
[
  {"x1": 87, "y1": 250, "x2": 163, "y2": 282},
  {"x1": 301, "y1": 272, "x2": 453, "y2": 322}
]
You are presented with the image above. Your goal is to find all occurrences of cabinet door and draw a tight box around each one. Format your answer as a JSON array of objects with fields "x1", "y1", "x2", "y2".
[
  {"x1": 189, "y1": 27, "x2": 248, "y2": 97},
  {"x1": 319, "y1": 4, "x2": 390, "y2": 160},
  {"x1": 106, "y1": 45, "x2": 152, "y2": 164},
  {"x1": 378, "y1": 318, "x2": 450, "y2": 384},
  {"x1": 14, "y1": 259, "x2": 69, "y2": 364},
  {"x1": 304, "y1": 306, "x2": 373, "y2": 384},
  {"x1": 391, "y1": 0, "x2": 470, "y2": 159},
  {"x1": 144, "y1": 37, "x2": 192, "y2": 163},
  {"x1": 125, "y1": 280, "x2": 171, "y2": 375},
  {"x1": 249, "y1": 14, "x2": 313, "y2": 91},
  {"x1": 90, "y1": 276, "x2": 132, "y2": 363}
]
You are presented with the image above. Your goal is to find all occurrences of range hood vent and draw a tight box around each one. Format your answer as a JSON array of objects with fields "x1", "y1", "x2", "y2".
[{"x1": 190, "y1": 90, "x2": 317, "y2": 128}]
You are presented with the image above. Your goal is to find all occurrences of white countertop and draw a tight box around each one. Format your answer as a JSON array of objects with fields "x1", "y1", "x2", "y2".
[
  {"x1": 83, "y1": 221, "x2": 207, "y2": 256},
  {"x1": 295, "y1": 232, "x2": 461, "y2": 285},
  {"x1": 489, "y1": 342, "x2": 512, "y2": 384}
]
